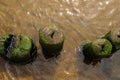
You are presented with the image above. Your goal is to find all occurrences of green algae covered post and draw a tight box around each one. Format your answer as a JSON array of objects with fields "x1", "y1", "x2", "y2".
[
  {"x1": 0, "y1": 34, "x2": 37, "y2": 64},
  {"x1": 83, "y1": 39, "x2": 112, "y2": 59},
  {"x1": 103, "y1": 28, "x2": 120, "y2": 52},
  {"x1": 39, "y1": 26, "x2": 64, "y2": 58},
  {"x1": 7, "y1": 34, "x2": 37, "y2": 63}
]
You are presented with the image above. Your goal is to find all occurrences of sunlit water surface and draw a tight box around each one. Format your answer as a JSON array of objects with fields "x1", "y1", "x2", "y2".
[{"x1": 0, "y1": 0, "x2": 120, "y2": 80}]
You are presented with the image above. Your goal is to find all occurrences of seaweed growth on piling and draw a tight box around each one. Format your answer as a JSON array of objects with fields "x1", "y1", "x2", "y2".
[
  {"x1": 39, "y1": 27, "x2": 64, "y2": 59},
  {"x1": 80, "y1": 28, "x2": 120, "y2": 65},
  {"x1": 0, "y1": 34, "x2": 37, "y2": 64},
  {"x1": 82, "y1": 39, "x2": 112, "y2": 65}
]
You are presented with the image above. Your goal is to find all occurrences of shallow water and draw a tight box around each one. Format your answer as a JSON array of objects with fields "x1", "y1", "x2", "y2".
[{"x1": 0, "y1": 0, "x2": 120, "y2": 80}]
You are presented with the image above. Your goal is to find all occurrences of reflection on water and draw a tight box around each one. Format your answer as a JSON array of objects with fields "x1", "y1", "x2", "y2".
[{"x1": 0, "y1": 0, "x2": 120, "y2": 80}]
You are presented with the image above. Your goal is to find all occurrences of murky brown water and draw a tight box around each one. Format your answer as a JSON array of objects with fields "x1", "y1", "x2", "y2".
[{"x1": 0, "y1": 0, "x2": 120, "y2": 80}]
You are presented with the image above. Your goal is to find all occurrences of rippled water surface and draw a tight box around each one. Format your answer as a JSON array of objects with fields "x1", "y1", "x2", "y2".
[{"x1": 0, "y1": 0, "x2": 120, "y2": 80}]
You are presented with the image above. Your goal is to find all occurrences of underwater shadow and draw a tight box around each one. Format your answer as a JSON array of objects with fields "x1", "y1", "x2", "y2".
[
  {"x1": 77, "y1": 44, "x2": 120, "y2": 80},
  {"x1": 42, "y1": 50, "x2": 61, "y2": 59}
]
